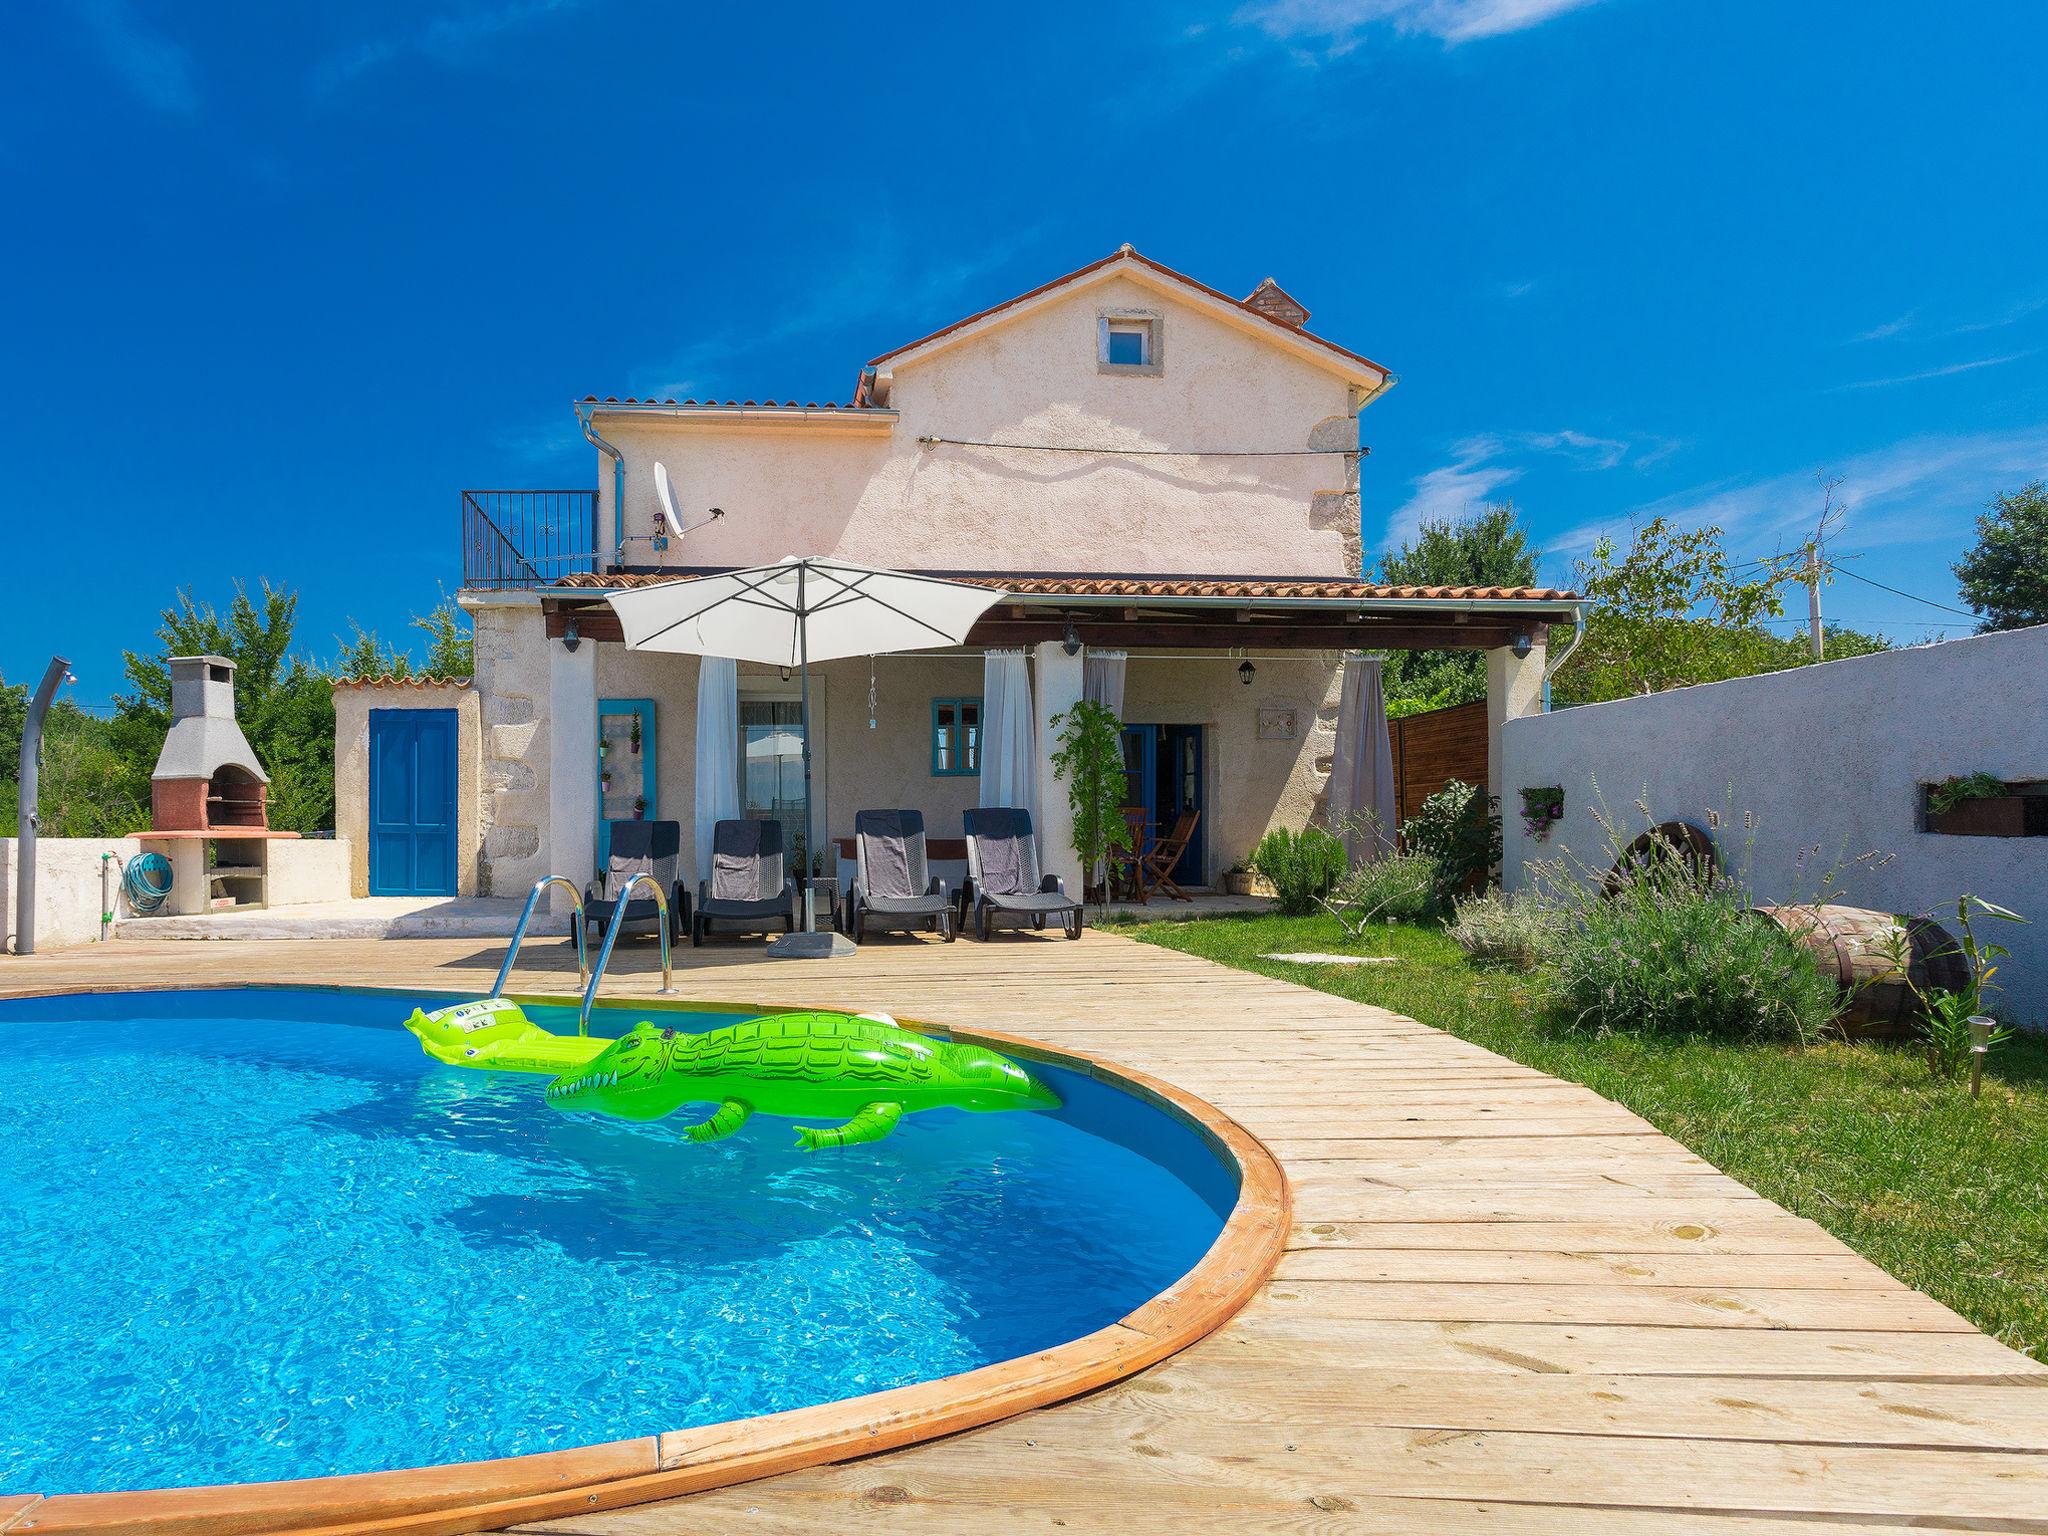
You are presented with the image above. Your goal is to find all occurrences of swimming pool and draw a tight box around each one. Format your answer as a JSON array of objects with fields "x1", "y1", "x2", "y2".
[{"x1": 0, "y1": 987, "x2": 1240, "y2": 1497}]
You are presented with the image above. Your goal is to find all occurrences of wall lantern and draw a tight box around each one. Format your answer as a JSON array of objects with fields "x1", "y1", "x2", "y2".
[
  {"x1": 1510, "y1": 630, "x2": 1534, "y2": 659},
  {"x1": 561, "y1": 618, "x2": 581, "y2": 654},
  {"x1": 1238, "y1": 659, "x2": 1256, "y2": 687},
  {"x1": 1062, "y1": 619, "x2": 1082, "y2": 657}
]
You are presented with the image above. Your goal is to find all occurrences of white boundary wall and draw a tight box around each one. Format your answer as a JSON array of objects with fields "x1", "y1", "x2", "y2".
[
  {"x1": 1, "y1": 837, "x2": 353, "y2": 952},
  {"x1": 1503, "y1": 626, "x2": 2048, "y2": 1022}
]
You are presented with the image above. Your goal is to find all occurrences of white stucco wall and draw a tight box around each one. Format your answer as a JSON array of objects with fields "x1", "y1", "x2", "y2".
[
  {"x1": 1, "y1": 836, "x2": 353, "y2": 950},
  {"x1": 1, "y1": 837, "x2": 143, "y2": 950},
  {"x1": 1503, "y1": 626, "x2": 2048, "y2": 1021},
  {"x1": 590, "y1": 271, "x2": 1366, "y2": 578}
]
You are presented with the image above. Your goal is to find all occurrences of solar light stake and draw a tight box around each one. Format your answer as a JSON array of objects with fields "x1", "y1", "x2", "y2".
[{"x1": 1968, "y1": 1015, "x2": 1995, "y2": 1099}]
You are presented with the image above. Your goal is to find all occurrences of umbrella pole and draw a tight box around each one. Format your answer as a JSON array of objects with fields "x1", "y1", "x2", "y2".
[{"x1": 797, "y1": 563, "x2": 814, "y2": 891}]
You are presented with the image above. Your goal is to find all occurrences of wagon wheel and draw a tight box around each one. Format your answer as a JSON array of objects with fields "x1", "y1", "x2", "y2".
[{"x1": 1601, "y1": 820, "x2": 1717, "y2": 896}]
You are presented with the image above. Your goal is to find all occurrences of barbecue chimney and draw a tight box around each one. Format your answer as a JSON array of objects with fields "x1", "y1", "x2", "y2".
[{"x1": 150, "y1": 655, "x2": 270, "y2": 832}]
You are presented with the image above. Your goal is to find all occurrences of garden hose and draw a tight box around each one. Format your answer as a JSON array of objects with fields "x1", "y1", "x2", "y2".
[{"x1": 123, "y1": 852, "x2": 174, "y2": 915}]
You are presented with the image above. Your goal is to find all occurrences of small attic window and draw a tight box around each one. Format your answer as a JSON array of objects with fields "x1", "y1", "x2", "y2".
[
  {"x1": 1106, "y1": 322, "x2": 1148, "y2": 365},
  {"x1": 1098, "y1": 312, "x2": 1162, "y2": 374}
]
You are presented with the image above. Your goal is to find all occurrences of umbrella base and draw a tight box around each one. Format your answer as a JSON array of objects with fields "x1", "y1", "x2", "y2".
[{"x1": 765, "y1": 930, "x2": 859, "y2": 961}]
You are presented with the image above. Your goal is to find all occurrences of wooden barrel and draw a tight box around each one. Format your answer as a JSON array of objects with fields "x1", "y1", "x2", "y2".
[
  {"x1": 1602, "y1": 821, "x2": 1718, "y2": 895},
  {"x1": 1749, "y1": 903, "x2": 1970, "y2": 1040}
]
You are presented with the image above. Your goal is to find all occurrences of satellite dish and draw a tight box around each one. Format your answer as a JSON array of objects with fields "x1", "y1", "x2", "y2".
[{"x1": 654, "y1": 461, "x2": 687, "y2": 544}]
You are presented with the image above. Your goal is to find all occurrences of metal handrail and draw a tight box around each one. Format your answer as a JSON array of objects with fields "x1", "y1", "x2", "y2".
[
  {"x1": 492, "y1": 875, "x2": 589, "y2": 1000},
  {"x1": 581, "y1": 872, "x2": 677, "y2": 1034}
]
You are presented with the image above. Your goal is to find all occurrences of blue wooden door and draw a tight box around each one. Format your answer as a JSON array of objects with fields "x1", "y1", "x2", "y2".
[{"x1": 369, "y1": 709, "x2": 457, "y2": 896}]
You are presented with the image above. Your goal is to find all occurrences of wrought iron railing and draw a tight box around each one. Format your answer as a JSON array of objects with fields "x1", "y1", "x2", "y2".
[{"x1": 460, "y1": 490, "x2": 599, "y2": 590}]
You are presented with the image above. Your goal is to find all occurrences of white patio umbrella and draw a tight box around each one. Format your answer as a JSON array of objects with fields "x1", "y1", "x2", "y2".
[{"x1": 606, "y1": 556, "x2": 1007, "y2": 863}]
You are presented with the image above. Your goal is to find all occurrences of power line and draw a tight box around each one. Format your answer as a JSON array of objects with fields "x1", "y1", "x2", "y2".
[{"x1": 1825, "y1": 561, "x2": 1978, "y2": 618}]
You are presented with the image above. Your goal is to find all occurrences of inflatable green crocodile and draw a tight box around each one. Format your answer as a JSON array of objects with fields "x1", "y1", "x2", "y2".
[{"x1": 403, "y1": 1000, "x2": 1059, "y2": 1150}]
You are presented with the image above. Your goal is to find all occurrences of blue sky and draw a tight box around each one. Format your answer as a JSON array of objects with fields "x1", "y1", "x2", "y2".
[{"x1": 5, "y1": 0, "x2": 2046, "y2": 700}]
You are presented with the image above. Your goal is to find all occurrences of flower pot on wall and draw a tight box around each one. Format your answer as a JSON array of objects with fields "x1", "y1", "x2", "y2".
[{"x1": 1925, "y1": 795, "x2": 2048, "y2": 838}]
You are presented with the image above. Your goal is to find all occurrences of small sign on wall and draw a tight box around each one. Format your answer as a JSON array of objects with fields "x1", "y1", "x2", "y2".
[{"x1": 1257, "y1": 707, "x2": 1298, "y2": 741}]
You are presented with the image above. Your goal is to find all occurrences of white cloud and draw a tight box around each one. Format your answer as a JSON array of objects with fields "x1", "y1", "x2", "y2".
[
  {"x1": 645, "y1": 222, "x2": 1042, "y2": 400},
  {"x1": 1383, "y1": 448, "x2": 1523, "y2": 550},
  {"x1": 1383, "y1": 427, "x2": 1661, "y2": 548},
  {"x1": 1548, "y1": 427, "x2": 2048, "y2": 559},
  {"x1": 78, "y1": 0, "x2": 197, "y2": 113},
  {"x1": 314, "y1": 0, "x2": 591, "y2": 94},
  {"x1": 1241, "y1": 0, "x2": 1605, "y2": 48},
  {"x1": 1851, "y1": 312, "x2": 1916, "y2": 343},
  {"x1": 1833, "y1": 350, "x2": 2036, "y2": 392}
]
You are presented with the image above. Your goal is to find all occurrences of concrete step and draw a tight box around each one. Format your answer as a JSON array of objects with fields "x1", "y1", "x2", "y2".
[{"x1": 115, "y1": 896, "x2": 571, "y2": 942}]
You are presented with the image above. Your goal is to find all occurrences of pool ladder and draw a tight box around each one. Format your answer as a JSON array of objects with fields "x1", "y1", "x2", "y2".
[{"x1": 492, "y1": 873, "x2": 677, "y2": 1034}]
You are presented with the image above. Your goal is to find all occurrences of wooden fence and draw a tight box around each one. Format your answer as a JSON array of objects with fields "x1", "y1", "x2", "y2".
[{"x1": 1390, "y1": 700, "x2": 1488, "y2": 827}]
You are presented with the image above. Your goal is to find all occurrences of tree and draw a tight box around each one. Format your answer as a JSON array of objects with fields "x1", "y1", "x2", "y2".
[
  {"x1": 1376, "y1": 502, "x2": 1542, "y2": 712},
  {"x1": 413, "y1": 599, "x2": 474, "y2": 678},
  {"x1": 1954, "y1": 480, "x2": 2048, "y2": 632},
  {"x1": 1552, "y1": 516, "x2": 1887, "y2": 704}
]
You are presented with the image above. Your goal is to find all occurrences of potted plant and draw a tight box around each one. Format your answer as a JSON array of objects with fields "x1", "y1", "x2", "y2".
[
  {"x1": 1519, "y1": 785, "x2": 1564, "y2": 843},
  {"x1": 1223, "y1": 861, "x2": 1255, "y2": 896},
  {"x1": 1925, "y1": 774, "x2": 2046, "y2": 838}
]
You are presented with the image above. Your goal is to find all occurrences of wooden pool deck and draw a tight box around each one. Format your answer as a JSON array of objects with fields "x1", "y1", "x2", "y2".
[{"x1": 6, "y1": 931, "x2": 2047, "y2": 1534}]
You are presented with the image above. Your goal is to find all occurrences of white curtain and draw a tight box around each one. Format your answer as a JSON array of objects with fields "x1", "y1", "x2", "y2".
[
  {"x1": 693, "y1": 655, "x2": 740, "y2": 882},
  {"x1": 1083, "y1": 649, "x2": 1127, "y2": 719},
  {"x1": 1328, "y1": 654, "x2": 1397, "y2": 864},
  {"x1": 979, "y1": 649, "x2": 1036, "y2": 819}
]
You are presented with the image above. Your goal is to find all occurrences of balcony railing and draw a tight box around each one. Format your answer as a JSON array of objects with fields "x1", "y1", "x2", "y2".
[{"x1": 461, "y1": 490, "x2": 599, "y2": 590}]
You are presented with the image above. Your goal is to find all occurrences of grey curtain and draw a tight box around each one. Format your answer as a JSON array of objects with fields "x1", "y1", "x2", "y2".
[
  {"x1": 1328, "y1": 654, "x2": 1397, "y2": 864},
  {"x1": 1083, "y1": 649, "x2": 1127, "y2": 718}
]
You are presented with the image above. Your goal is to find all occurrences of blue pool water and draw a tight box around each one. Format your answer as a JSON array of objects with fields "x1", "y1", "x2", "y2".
[{"x1": 0, "y1": 987, "x2": 1232, "y2": 1495}]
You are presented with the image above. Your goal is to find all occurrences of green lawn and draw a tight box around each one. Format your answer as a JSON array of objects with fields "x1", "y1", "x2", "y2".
[{"x1": 1106, "y1": 911, "x2": 2048, "y2": 1363}]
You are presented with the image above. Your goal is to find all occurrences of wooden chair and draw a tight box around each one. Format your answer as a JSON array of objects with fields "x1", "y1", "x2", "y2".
[
  {"x1": 1137, "y1": 808, "x2": 1201, "y2": 902},
  {"x1": 1105, "y1": 805, "x2": 1150, "y2": 903}
]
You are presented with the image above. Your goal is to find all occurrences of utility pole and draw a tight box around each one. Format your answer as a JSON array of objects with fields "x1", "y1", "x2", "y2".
[
  {"x1": 1806, "y1": 474, "x2": 1843, "y2": 662},
  {"x1": 1806, "y1": 544, "x2": 1824, "y2": 660}
]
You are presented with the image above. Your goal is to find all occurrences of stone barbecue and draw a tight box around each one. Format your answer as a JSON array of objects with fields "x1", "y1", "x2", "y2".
[{"x1": 150, "y1": 655, "x2": 270, "y2": 833}]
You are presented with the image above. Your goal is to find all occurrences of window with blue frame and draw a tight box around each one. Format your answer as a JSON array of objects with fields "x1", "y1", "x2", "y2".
[{"x1": 931, "y1": 697, "x2": 981, "y2": 776}]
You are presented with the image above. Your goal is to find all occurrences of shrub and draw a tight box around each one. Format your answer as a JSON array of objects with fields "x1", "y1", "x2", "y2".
[
  {"x1": 1538, "y1": 842, "x2": 1836, "y2": 1043},
  {"x1": 1333, "y1": 851, "x2": 1439, "y2": 927},
  {"x1": 1449, "y1": 891, "x2": 1561, "y2": 971},
  {"x1": 1250, "y1": 825, "x2": 1347, "y2": 916},
  {"x1": 1401, "y1": 779, "x2": 1502, "y2": 913}
]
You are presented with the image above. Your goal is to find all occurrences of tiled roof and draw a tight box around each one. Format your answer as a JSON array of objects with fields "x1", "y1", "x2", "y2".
[
  {"x1": 331, "y1": 675, "x2": 474, "y2": 689},
  {"x1": 579, "y1": 396, "x2": 874, "y2": 411},
  {"x1": 551, "y1": 571, "x2": 1579, "y2": 604}
]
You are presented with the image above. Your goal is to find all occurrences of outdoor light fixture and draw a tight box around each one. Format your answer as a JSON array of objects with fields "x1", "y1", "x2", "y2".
[
  {"x1": 779, "y1": 665, "x2": 792, "y2": 682},
  {"x1": 1969, "y1": 1015, "x2": 1995, "y2": 1098},
  {"x1": 562, "y1": 619, "x2": 581, "y2": 654},
  {"x1": 1062, "y1": 619, "x2": 1082, "y2": 656},
  {"x1": 1511, "y1": 630, "x2": 1534, "y2": 659},
  {"x1": 1238, "y1": 659, "x2": 1256, "y2": 686}
]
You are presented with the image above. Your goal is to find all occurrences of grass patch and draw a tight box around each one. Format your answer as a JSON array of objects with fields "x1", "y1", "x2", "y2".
[{"x1": 1108, "y1": 911, "x2": 2048, "y2": 1363}]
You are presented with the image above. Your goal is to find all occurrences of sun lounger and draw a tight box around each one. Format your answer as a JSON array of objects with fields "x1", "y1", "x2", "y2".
[
  {"x1": 847, "y1": 809, "x2": 955, "y2": 942},
  {"x1": 691, "y1": 818, "x2": 798, "y2": 945},
  {"x1": 962, "y1": 807, "x2": 1082, "y2": 940}
]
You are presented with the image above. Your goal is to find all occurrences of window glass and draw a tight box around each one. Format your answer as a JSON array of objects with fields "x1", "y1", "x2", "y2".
[
  {"x1": 1105, "y1": 323, "x2": 1148, "y2": 366},
  {"x1": 932, "y1": 697, "x2": 981, "y2": 776}
]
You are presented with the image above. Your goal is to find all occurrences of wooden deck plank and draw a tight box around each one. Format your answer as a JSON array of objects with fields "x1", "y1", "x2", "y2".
[{"x1": 5, "y1": 930, "x2": 2045, "y2": 1534}]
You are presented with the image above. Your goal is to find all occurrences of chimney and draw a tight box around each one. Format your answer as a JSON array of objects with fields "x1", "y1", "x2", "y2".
[
  {"x1": 1243, "y1": 277, "x2": 1310, "y2": 330},
  {"x1": 150, "y1": 655, "x2": 270, "y2": 832}
]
